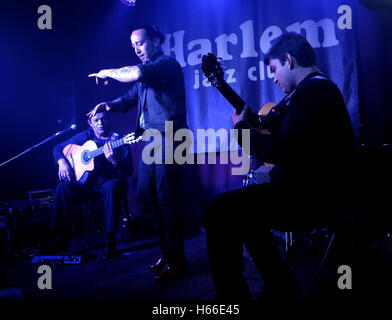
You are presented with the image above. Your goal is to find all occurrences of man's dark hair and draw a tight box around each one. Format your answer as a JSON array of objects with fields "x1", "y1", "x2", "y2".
[
  {"x1": 264, "y1": 32, "x2": 317, "y2": 67},
  {"x1": 87, "y1": 106, "x2": 109, "y2": 122},
  {"x1": 132, "y1": 24, "x2": 166, "y2": 45}
]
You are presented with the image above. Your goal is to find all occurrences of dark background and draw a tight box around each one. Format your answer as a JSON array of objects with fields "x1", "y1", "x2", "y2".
[{"x1": 0, "y1": 0, "x2": 391, "y2": 218}]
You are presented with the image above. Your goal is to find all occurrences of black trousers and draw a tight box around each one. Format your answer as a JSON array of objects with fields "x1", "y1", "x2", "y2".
[
  {"x1": 137, "y1": 139, "x2": 185, "y2": 267},
  {"x1": 203, "y1": 181, "x2": 343, "y2": 300},
  {"x1": 50, "y1": 179, "x2": 129, "y2": 238}
]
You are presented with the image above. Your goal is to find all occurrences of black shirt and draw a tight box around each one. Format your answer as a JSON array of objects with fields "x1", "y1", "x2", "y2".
[
  {"x1": 113, "y1": 51, "x2": 188, "y2": 136},
  {"x1": 236, "y1": 74, "x2": 357, "y2": 189}
]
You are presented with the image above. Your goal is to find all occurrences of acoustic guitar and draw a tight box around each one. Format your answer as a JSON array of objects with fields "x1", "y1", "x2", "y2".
[
  {"x1": 201, "y1": 53, "x2": 279, "y2": 134},
  {"x1": 201, "y1": 53, "x2": 279, "y2": 166},
  {"x1": 62, "y1": 132, "x2": 142, "y2": 183}
]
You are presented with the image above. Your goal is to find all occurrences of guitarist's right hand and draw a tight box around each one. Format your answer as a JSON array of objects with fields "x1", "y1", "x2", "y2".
[
  {"x1": 57, "y1": 158, "x2": 75, "y2": 182},
  {"x1": 87, "y1": 102, "x2": 111, "y2": 118}
]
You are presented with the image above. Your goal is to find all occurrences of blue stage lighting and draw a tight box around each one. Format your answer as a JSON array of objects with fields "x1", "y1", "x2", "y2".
[{"x1": 121, "y1": 0, "x2": 136, "y2": 6}]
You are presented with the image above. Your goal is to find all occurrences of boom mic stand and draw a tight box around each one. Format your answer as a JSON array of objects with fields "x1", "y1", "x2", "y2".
[{"x1": 0, "y1": 124, "x2": 77, "y2": 168}]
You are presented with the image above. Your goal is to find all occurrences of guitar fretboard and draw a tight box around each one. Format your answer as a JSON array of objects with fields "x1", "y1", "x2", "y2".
[
  {"x1": 216, "y1": 81, "x2": 263, "y2": 127},
  {"x1": 216, "y1": 82, "x2": 246, "y2": 114},
  {"x1": 88, "y1": 137, "x2": 127, "y2": 159}
]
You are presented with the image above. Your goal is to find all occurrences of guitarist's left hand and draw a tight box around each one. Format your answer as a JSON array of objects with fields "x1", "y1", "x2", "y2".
[
  {"x1": 232, "y1": 104, "x2": 251, "y2": 126},
  {"x1": 103, "y1": 142, "x2": 118, "y2": 166}
]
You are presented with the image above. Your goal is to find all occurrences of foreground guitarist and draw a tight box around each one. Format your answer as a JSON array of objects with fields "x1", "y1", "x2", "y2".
[
  {"x1": 204, "y1": 33, "x2": 359, "y2": 300},
  {"x1": 44, "y1": 110, "x2": 133, "y2": 258}
]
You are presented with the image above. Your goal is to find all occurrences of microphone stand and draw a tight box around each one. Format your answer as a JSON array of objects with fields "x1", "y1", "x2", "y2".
[
  {"x1": 242, "y1": 155, "x2": 256, "y2": 187},
  {"x1": 0, "y1": 124, "x2": 77, "y2": 168}
]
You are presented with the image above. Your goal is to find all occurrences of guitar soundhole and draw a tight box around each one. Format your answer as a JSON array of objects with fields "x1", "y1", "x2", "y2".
[{"x1": 81, "y1": 151, "x2": 91, "y2": 164}]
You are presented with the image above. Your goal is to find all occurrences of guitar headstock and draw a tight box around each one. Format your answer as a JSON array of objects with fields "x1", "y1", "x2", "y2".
[
  {"x1": 201, "y1": 53, "x2": 224, "y2": 87},
  {"x1": 124, "y1": 133, "x2": 142, "y2": 145}
]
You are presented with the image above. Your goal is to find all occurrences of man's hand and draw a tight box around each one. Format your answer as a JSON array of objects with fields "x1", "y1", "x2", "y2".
[
  {"x1": 89, "y1": 66, "x2": 141, "y2": 84},
  {"x1": 57, "y1": 158, "x2": 75, "y2": 182},
  {"x1": 232, "y1": 104, "x2": 250, "y2": 126},
  {"x1": 87, "y1": 102, "x2": 110, "y2": 118},
  {"x1": 103, "y1": 141, "x2": 118, "y2": 166},
  {"x1": 88, "y1": 69, "x2": 112, "y2": 85}
]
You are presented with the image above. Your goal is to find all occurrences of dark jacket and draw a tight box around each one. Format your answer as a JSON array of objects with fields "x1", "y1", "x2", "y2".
[{"x1": 235, "y1": 74, "x2": 358, "y2": 190}]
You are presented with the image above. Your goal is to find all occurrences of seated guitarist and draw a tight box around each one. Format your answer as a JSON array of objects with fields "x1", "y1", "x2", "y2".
[
  {"x1": 203, "y1": 33, "x2": 359, "y2": 300},
  {"x1": 45, "y1": 109, "x2": 133, "y2": 258}
]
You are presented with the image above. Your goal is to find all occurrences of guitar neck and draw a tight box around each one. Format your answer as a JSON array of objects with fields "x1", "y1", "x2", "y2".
[
  {"x1": 216, "y1": 81, "x2": 247, "y2": 114},
  {"x1": 88, "y1": 137, "x2": 126, "y2": 159},
  {"x1": 216, "y1": 81, "x2": 261, "y2": 126}
]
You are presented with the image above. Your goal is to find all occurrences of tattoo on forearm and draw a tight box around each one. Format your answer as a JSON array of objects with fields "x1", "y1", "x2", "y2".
[
  {"x1": 109, "y1": 67, "x2": 132, "y2": 76},
  {"x1": 120, "y1": 67, "x2": 132, "y2": 74}
]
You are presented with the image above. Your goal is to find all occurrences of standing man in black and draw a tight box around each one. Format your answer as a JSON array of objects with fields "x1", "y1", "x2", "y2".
[
  {"x1": 88, "y1": 25, "x2": 188, "y2": 280},
  {"x1": 203, "y1": 33, "x2": 358, "y2": 300}
]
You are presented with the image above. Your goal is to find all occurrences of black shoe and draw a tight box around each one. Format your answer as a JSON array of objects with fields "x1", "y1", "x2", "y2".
[
  {"x1": 39, "y1": 237, "x2": 68, "y2": 254},
  {"x1": 153, "y1": 263, "x2": 185, "y2": 281},
  {"x1": 103, "y1": 233, "x2": 117, "y2": 259},
  {"x1": 103, "y1": 248, "x2": 117, "y2": 259},
  {"x1": 149, "y1": 253, "x2": 168, "y2": 272}
]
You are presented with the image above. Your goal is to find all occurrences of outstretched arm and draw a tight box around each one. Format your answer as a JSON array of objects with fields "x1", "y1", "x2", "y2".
[{"x1": 88, "y1": 66, "x2": 142, "y2": 84}]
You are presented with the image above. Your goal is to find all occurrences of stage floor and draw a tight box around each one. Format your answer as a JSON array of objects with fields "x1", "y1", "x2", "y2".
[{"x1": 1, "y1": 225, "x2": 392, "y2": 310}]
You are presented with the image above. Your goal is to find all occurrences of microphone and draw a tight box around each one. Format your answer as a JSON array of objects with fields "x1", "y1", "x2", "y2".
[
  {"x1": 0, "y1": 124, "x2": 78, "y2": 168},
  {"x1": 54, "y1": 124, "x2": 77, "y2": 137}
]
